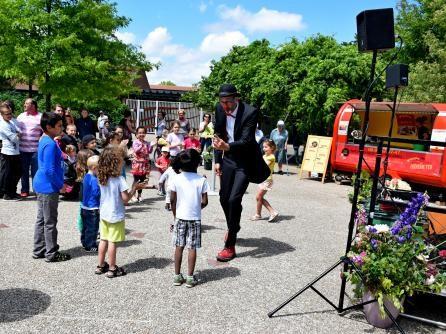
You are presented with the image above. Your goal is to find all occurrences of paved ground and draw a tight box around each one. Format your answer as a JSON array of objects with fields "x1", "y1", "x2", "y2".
[{"x1": 0, "y1": 163, "x2": 445, "y2": 333}]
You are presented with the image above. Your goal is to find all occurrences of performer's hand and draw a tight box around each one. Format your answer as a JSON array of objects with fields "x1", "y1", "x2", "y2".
[
  {"x1": 214, "y1": 163, "x2": 222, "y2": 176},
  {"x1": 213, "y1": 136, "x2": 229, "y2": 151}
]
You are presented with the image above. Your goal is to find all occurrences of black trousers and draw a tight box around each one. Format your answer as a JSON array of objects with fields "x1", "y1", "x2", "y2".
[
  {"x1": 219, "y1": 156, "x2": 249, "y2": 247},
  {"x1": 133, "y1": 175, "x2": 146, "y2": 195},
  {"x1": 0, "y1": 153, "x2": 22, "y2": 197}
]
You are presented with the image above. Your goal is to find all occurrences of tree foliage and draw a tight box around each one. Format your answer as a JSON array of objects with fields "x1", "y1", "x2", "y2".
[
  {"x1": 190, "y1": 36, "x2": 385, "y2": 137},
  {"x1": 0, "y1": 0, "x2": 153, "y2": 111},
  {"x1": 396, "y1": 0, "x2": 446, "y2": 102},
  {"x1": 159, "y1": 80, "x2": 176, "y2": 86}
]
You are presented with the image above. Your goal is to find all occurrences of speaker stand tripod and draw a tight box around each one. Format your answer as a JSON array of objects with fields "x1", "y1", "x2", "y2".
[{"x1": 267, "y1": 50, "x2": 405, "y2": 334}]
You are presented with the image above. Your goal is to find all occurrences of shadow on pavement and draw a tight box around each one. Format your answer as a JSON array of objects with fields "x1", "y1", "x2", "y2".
[
  {"x1": 201, "y1": 224, "x2": 223, "y2": 233},
  {"x1": 275, "y1": 214, "x2": 295, "y2": 223},
  {"x1": 198, "y1": 267, "x2": 241, "y2": 283},
  {"x1": 125, "y1": 257, "x2": 172, "y2": 273},
  {"x1": 236, "y1": 237, "x2": 295, "y2": 258},
  {"x1": 0, "y1": 288, "x2": 51, "y2": 323},
  {"x1": 64, "y1": 240, "x2": 142, "y2": 258}
]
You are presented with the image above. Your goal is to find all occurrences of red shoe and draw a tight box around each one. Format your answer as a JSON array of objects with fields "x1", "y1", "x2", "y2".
[
  {"x1": 216, "y1": 246, "x2": 236, "y2": 262},
  {"x1": 20, "y1": 192, "x2": 29, "y2": 198}
]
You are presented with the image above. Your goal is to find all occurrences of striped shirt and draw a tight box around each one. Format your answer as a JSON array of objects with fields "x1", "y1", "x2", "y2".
[{"x1": 17, "y1": 112, "x2": 43, "y2": 153}]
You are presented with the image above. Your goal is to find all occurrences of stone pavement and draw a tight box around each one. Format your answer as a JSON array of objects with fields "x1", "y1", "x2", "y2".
[{"x1": 0, "y1": 165, "x2": 444, "y2": 333}]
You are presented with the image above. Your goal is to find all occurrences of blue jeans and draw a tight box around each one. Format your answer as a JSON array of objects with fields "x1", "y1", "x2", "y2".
[
  {"x1": 80, "y1": 208, "x2": 99, "y2": 249},
  {"x1": 20, "y1": 151, "x2": 38, "y2": 193}
]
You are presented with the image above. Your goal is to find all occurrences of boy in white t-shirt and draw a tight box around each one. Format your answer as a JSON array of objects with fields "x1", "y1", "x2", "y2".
[{"x1": 169, "y1": 149, "x2": 209, "y2": 288}]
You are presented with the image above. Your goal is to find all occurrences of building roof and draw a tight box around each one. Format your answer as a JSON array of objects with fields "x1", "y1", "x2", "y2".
[
  {"x1": 13, "y1": 82, "x2": 39, "y2": 92},
  {"x1": 149, "y1": 84, "x2": 195, "y2": 92}
]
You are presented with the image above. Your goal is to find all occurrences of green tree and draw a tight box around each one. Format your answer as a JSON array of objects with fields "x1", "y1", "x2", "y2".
[
  {"x1": 190, "y1": 36, "x2": 384, "y2": 137},
  {"x1": 0, "y1": 0, "x2": 153, "y2": 111},
  {"x1": 396, "y1": 0, "x2": 446, "y2": 102},
  {"x1": 159, "y1": 80, "x2": 176, "y2": 86}
]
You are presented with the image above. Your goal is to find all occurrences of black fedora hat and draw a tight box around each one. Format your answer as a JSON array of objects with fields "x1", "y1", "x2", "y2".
[{"x1": 218, "y1": 83, "x2": 240, "y2": 97}]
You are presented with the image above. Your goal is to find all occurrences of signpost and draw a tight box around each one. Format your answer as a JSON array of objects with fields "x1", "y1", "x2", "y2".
[{"x1": 299, "y1": 135, "x2": 332, "y2": 183}]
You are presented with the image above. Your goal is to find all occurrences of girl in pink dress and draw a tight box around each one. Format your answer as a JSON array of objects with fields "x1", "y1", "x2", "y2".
[{"x1": 131, "y1": 126, "x2": 152, "y2": 202}]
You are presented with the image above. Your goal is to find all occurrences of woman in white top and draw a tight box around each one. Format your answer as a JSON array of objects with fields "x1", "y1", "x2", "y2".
[{"x1": 198, "y1": 113, "x2": 214, "y2": 152}]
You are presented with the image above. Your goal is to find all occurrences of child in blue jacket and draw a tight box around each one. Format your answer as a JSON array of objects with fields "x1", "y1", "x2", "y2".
[{"x1": 32, "y1": 112, "x2": 71, "y2": 262}]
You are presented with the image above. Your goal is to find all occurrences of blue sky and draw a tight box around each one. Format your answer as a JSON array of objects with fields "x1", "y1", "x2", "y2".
[{"x1": 114, "y1": 0, "x2": 398, "y2": 86}]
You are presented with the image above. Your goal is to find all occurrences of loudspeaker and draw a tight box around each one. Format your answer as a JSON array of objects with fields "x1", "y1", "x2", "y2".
[
  {"x1": 386, "y1": 64, "x2": 409, "y2": 88},
  {"x1": 357, "y1": 8, "x2": 395, "y2": 52}
]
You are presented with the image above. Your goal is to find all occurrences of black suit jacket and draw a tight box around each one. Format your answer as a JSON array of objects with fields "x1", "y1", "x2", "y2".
[{"x1": 214, "y1": 102, "x2": 269, "y2": 184}]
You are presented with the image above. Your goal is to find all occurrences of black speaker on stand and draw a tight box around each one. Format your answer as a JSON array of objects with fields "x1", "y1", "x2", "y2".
[
  {"x1": 357, "y1": 8, "x2": 395, "y2": 52},
  {"x1": 268, "y1": 7, "x2": 406, "y2": 333}
]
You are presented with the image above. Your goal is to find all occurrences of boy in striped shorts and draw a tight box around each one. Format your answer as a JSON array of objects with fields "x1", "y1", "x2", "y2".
[{"x1": 169, "y1": 149, "x2": 209, "y2": 288}]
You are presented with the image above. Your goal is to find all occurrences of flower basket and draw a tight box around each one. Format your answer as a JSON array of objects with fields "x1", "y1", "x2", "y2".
[{"x1": 345, "y1": 193, "x2": 446, "y2": 327}]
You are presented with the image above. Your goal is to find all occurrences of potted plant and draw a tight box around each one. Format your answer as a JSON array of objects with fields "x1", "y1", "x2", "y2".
[
  {"x1": 346, "y1": 193, "x2": 446, "y2": 328},
  {"x1": 202, "y1": 146, "x2": 213, "y2": 170}
]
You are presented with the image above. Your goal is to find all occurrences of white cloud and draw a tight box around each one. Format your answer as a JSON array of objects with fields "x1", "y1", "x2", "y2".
[
  {"x1": 115, "y1": 31, "x2": 136, "y2": 45},
  {"x1": 200, "y1": 31, "x2": 249, "y2": 54},
  {"x1": 141, "y1": 27, "x2": 171, "y2": 54},
  {"x1": 209, "y1": 5, "x2": 305, "y2": 34},
  {"x1": 141, "y1": 27, "x2": 249, "y2": 85},
  {"x1": 199, "y1": 1, "x2": 207, "y2": 13}
]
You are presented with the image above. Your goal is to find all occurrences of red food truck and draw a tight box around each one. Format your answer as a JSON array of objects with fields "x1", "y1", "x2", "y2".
[{"x1": 330, "y1": 99, "x2": 446, "y2": 189}]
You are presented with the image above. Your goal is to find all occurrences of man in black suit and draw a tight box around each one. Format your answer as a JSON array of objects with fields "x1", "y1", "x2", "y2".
[{"x1": 213, "y1": 84, "x2": 268, "y2": 262}]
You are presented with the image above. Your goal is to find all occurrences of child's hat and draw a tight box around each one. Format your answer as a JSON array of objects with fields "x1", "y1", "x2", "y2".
[
  {"x1": 161, "y1": 146, "x2": 170, "y2": 153},
  {"x1": 82, "y1": 134, "x2": 96, "y2": 146}
]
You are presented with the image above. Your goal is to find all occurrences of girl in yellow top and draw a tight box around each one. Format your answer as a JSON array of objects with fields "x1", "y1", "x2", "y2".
[{"x1": 251, "y1": 139, "x2": 279, "y2": 222}]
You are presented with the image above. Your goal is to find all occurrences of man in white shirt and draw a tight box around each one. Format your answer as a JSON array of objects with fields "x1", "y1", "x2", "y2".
[
  {"x1": 212, "y1": 84, "x2": 269, "y2": 262},
  {"x1": 97, "y1": 111, "x2": 108, "y2": 139}
]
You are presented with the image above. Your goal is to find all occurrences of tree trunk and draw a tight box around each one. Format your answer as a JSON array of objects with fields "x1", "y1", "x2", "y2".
[
  {"x1": 45, "y1": 71, "x2": 51, "y2": 112},
  {"x1": 28, "y1": 80, "x2": 33, "y2": 98}
]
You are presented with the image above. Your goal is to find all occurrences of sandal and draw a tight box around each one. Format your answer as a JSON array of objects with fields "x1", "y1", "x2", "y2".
[
  {"x1": 105, "y1": 265, "x2": 126, "y2": 278},
  {"x1": 268, "y1": 212, "x2": 279, "y2": 222},
  {"x1": 250, "y1": 214, "x2": 262, "y2": 221},
  {"x1": 95, "y1": 262, "x2": 109, "y2": 275}
]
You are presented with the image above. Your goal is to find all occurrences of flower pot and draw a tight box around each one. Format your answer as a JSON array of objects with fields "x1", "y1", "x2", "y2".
[
  {"x1": 379, "y1": 203, "x2": 397, "y2": 213},
  {"x1": 362, "y1": 290, "x2": 403, "y2": 328},
  {"x1": 203, "y1": 160, "x2": 212, "y2": 170}
]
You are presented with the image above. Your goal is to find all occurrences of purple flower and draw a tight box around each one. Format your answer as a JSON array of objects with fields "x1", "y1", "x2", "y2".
[
  {"x1": 371, "y1": 239, "x2": 378, "y2": 249},
  {"x1": 397, "y1": 236, "x2": 406, "y2": 243}
]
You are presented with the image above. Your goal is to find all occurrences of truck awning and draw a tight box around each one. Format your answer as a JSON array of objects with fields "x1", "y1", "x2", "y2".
[{"x1": 348, "y1": 102, "x2": 438, "y2": 114}]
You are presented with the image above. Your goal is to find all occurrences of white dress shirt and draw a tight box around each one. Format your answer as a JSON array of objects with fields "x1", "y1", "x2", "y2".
[{"x1": 225, "y1": 104, "x2": 238, "y2": 143}]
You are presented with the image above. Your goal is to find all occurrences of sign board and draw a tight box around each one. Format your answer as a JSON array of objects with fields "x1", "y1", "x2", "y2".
[{"x1": 300, "y1": 135, "x2": 333, "y2": 183}]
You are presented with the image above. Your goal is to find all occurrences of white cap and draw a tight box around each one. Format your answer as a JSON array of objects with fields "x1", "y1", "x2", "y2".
[
  {"x1": 277, "y1": 120, "x2": 285, "y2": 126},
  {"x1": 161, "y1": 146, "x2": 170, "y2": 153}
]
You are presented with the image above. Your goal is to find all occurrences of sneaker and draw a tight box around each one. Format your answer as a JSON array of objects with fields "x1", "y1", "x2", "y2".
[
  {"x1": 173, "y1": 273, "x2": 185, "y2": 286},
  {"x1": 3, "y1": 194, "x2": 22, "y2": 201},
  {"x1": 278, "y1": 170, "x2": 284, "y2": 175},
  {"x1": 32, "y1": 253, "x2": 45, "y2": 259},
  {"x1": 45, "y1": 252, "x2": 71, "y2": 262},
  {"x1": 85, "y1": 247, "x2": 98, "y2": 252},
  {"x1": 185, "y1": 275, "x2": 198, "y2": 288},
  {"x1": 250, "y1": 214, "x2": 262, "y2": 221},
  {"x1": 157, "y1": 190, "x2": 163, "y2": 196},
  {"x1": 20, "y1": 192, "x2": 29, "y2": 198},
  {"x1": 268, "y1": 212, "x2": 279, "y2": 222}
]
